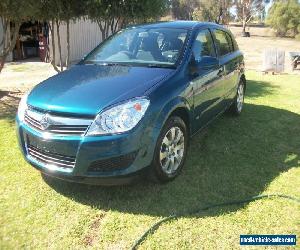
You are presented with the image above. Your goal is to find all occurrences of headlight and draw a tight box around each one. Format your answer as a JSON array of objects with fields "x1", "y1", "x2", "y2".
[
  {"x1": 17, "y1": 93, "x2": 29, "y2": 122},
  {"x1": 86, "y1": 97, "x2": 150, "y2": 136}
]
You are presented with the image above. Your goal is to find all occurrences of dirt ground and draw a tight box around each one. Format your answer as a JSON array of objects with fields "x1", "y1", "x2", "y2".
[
  {"x1": 229, "y1": 26, "x2": 300, "y2": 71},
  {"x1": 0, "y1": 60, "x2": 57, "y2": 92},
  {"x1": 0, "y1": 26, "x2": 299, "y2": 94}
]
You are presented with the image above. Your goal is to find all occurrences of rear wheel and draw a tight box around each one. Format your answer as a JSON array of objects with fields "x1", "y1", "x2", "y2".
[
  {"x1": 229, "y1": 81, "x2": 245, "y2": 115},
  {"x1": 149, "y1": 116, "x2": 188, "y2": 183}
]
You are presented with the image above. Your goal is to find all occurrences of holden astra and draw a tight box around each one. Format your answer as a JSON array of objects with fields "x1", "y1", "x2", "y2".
[{"x1": 16, "y1": 21, "x2": 246, "y2": 185}]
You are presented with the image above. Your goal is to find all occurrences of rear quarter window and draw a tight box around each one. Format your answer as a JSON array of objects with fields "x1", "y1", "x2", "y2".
[
  {"x1": 230, "y1": 33, "x2": 239, "y2": 51},
  {"x1": 213, "y1": 29, "x2": 235, "y2": 56}
]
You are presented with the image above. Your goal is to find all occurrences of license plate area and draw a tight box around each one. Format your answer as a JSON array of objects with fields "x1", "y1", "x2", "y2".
[
  {"x1": 24, "y1": 133, "x2": 78, "y2": 171},
  {"x1": 25, "y1": 133, "x2": 78, "y2": 156}
]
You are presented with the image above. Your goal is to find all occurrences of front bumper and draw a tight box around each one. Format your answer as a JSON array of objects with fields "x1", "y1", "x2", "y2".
[{"x1": 16, "y1": 116, "x2": 158, "y2": 185}]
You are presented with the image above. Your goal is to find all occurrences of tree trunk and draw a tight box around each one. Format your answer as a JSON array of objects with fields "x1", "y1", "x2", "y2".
[
  {"x1": 49, "y1": 20, "x2": 60, "y2": 73},
  {"x1": 216, "y1": 6, "x2": 223, "y2": 24},
  {"x1": 0, "y1": 18, "x2": 7, "y2": 48},
  {"x1": 66, "y1": 19, "x2": 70, "y2": 69},
  {"x1": 97, "y1": 20, "x2": 106, "y2": 41},
  {"x1": 242, "y1": 3, "x2": 246, "y2": 34},
  {"x1": 112, "y1": 18, "x2": 120, "y2": 33},
  {"x1": 105, "y1": 20, "x2": 110, "y2": 39},
  {"x1": 0, "y1": 57, "x2": 5, "y2": 73},
  {"x1": 0, "y1": 21, "x2": 21, "y2": 73},
  {"x1": 56, "y1": 19, "x2": 63, "y2": 72},
  {"x1": 242, "y1": 20, "x2": 246, "y2": 33}
]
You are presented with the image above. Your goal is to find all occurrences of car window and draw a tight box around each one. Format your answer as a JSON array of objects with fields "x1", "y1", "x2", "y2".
[
  {"x1": 225, "y1": 32, "x2": 234, "y2": 52},
  {"x1": 230, "y1": 32, "x2": 239, "y2": 51},
  {"x1": 213, "y1": 29, "x2": 233, "y2": 56},
  {"x1": 83, "y1": 27, "x2": 188, "y2": 67},
  {"x1": 192, "y1": 29, "x2": 216, "y2": 62}
]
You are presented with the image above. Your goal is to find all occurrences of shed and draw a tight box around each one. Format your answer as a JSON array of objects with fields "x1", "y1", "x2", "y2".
[
  {"x1": 0, "y1": 18, "x2": 106, "y2": 65},
  {"x1": 50, "y1": 18, "x2": 107, "y2": 65}
]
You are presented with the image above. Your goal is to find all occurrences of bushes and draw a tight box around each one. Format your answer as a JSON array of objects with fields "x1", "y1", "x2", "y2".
[{"x1": 266, "y1": 0, "x2": 300, "y2": 38}]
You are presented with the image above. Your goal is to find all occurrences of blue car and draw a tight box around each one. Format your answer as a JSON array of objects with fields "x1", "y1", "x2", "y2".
[{"x1": 16, "y1": 21, "x2": 245, "y2": 185}]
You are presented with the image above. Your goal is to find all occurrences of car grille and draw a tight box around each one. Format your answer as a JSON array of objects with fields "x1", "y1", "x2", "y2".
[
  {"x1": 24, "y1": 108, "x2": 93, "y2": 136},
  {"x1": 88, "y1": 152, "x2": 137, "y2": 173},
  {"x1": 27, "y1": 144, "x2": 76, "y2": 169}
]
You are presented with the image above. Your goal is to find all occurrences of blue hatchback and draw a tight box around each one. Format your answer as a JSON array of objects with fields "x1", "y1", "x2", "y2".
[{"x1": 16, "y1": 21, "x2": 245, "y2": 185}]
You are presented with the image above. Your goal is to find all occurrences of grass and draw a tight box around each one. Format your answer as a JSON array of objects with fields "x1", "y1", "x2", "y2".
[{"x1": 0, "y1": 71, "x2": 299, "y2": 249}]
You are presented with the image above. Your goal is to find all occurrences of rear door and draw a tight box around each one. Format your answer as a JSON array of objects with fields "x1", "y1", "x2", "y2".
[
  {"x1": 212, "y1": 29, "x2": 240, "y2": 106},
  {"x1": 191, "y1": 28, "x2": 224, "y2": 130}
]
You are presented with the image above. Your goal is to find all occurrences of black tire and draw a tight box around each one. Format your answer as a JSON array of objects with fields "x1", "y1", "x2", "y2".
[
  {"x1": 148, "y1": 116, "x2": 188, "y2": 183},
  {"x1": 229, "y1": 80, "x2": 245, "y2": 115}
]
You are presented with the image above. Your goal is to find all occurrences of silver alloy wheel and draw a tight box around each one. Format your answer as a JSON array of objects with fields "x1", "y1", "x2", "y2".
[
  {"x1": 160, "y1": 126, "x2": 185, "y2": 175},
  {"x1": 237, "y1": 84, "x2": 244, "y2": 113}
]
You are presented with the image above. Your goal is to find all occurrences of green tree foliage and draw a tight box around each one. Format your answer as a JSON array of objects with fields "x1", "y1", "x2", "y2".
[
  {"x1": 171, "y1": 0, "x2": 199, "y2": 20},
  {"x1": 0, "y1": 0, "x2": 37, "y2": 72},
  {"x1": 86, "y1": 0, "x2": 168, "y2": 40},
  {"x1": 266, "y1": 0, "x2": 300, "y2": 38},
  {"x1": 123, "y1": 0, "x2": 168, "y2": 23},
  {"x1": 192, "y1": 0, "x2": 233, "y2": 24}
]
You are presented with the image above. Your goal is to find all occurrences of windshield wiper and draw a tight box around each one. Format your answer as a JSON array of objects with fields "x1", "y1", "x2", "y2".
[
  {"x1": 98, "y1": 62, "x2": 129, "y2": 67},
  {"x1": 83, "y1": 61, "x2": 175, "y2": 69},
  {"x1": 83, "y1": 61, "x2": 129, "y2": 67},
  {"x1": 144, "y1": 64, "x2": 175, "y2": 69}
]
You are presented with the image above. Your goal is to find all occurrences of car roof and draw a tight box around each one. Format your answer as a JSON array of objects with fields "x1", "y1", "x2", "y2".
[{"x1": 130, "y1": 21, "x2": 224, "y2": 31}]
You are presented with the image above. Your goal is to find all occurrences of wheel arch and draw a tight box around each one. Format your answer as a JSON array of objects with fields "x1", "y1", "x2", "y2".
[
  {"x1": 169, "y1": 107, "x2": 190, "y2": 136},
  {"x1": 153, "y1": 96, "x2": 193, "y2": 137}
]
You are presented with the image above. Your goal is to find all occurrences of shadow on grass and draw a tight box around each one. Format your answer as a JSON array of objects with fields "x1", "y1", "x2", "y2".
[
  {"x1": 1, "y1": 77, "x2": 297, "y2": 217},
  {"x1": 246, "y1": 78, "x2": 278, "y2": 98},
  {"x1": 42, "y1": 102, "x2": 300, "y2": 217}
]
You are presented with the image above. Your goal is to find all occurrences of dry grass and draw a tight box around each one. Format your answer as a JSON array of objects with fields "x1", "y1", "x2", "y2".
[
  {"x1": 0, "y1": 61, "x2": 57, "y2": 92},
  {"x1": 229, "y1": 25, "x2": 300, "y2": 72}
]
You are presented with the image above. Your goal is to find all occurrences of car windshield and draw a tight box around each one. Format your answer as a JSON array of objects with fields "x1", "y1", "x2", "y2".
[{"x1": 83, "y1": 27, "x2": 189, "y2": 68}]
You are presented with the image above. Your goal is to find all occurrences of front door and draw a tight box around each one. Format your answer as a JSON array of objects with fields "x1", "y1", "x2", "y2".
[{"x1": 191, "y1": 28, "x2": 224, "y2": 131}]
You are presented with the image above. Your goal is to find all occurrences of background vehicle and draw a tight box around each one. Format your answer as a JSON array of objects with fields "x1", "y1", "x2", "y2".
[{"x1": 16, "y1": 21, "x2": 245, "y2": 185}]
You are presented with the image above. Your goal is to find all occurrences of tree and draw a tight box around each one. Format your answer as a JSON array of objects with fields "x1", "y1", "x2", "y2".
[
  {"x1": 36, "y1": 0, "x2": 85, "y2": 72},
  {"x1": 86, "y1": 0, "x2": 121, "y2": 41},
  {"x1": 59, "y1": 0, "x2": 85, "y2": 69},
  {"x1": 87, "y1": 0, "x2": 168, "y2": 41},
  {"x1": 0, "y1": 0, "x2": 36, "y2": 73},
  {"x1": 192, "y1": 0, "x2": 233, "y2": 24},
  {"x1": 234, "y1": 0, "x2": 266, "y2": 34},
  {"x1": 122, "y1": 0, "x2": 168, "y2": 24},
  {"x1": 1, "y1": 0, "x2": 168, "y2": 74},
  {"x1": 266, "y1": 0, "x2": 300, "y2": 38},
  {"x1": 171, "y1": 0, "x2": 199, "y2": 20}
]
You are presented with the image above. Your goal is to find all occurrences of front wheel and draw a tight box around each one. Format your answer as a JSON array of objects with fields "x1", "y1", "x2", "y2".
[
  {"x1": 149, "y1": 116, "x2": 188, "y2": 183},
  {"x1": 229, "y1": 81, "x2": 245, "y2": 115}
]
